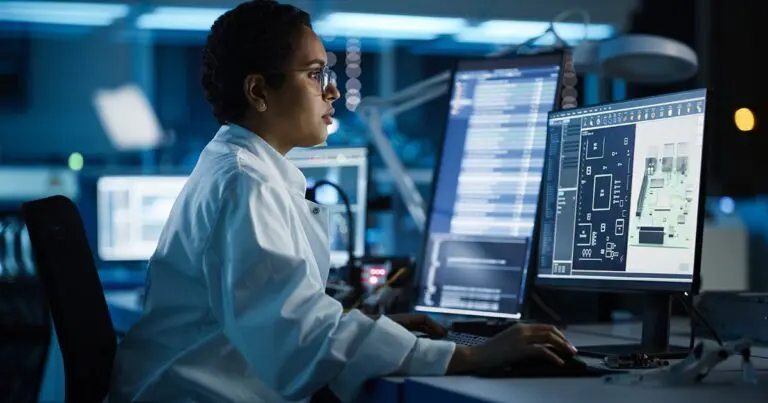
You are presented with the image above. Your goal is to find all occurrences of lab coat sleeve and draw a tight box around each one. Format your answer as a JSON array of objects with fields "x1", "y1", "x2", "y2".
[
  {"x1": 204, "y1": 174, "x2": 452, "y2": 401},
  {"x1": 396, "y1": 338, "x2": 456, "y2": 376}
]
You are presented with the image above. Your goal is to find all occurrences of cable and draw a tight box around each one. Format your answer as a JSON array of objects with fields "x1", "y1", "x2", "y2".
[
  {"x1": 490, "y1": 8, "x2": 592, "y2": 58},
  {"x1": 684, "y1": 294, "x2": 768, "y2": 360},
  {"x1": 550, "y1": 8, "x2": 591, "y2": 44},
  {"x1": 678, "y1": 295, "x2": 696, "y2": 351},
  {"x1": 674, "y1": 293, "x2": 723, "y2": 346},
  {"x1": 305, "y1": 180, "x2": 356, "y2": 287},
  {"x1": 676, "y1": 295, "x2": 768, "y2": 359},
  {"x1": 528, "y1": 290, "x2": 565, "y2": 326}
]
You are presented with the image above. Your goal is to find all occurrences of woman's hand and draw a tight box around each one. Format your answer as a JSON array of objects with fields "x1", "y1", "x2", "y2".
[
  {"x1": 386, "y1": 313, "x2": 448, "y2": 339},
  {"x1": 447, "y1": 323, "x2": 577, "y2": 373}
]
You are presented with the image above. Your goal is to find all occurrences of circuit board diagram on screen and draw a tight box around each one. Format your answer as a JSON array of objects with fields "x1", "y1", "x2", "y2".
[
  {"x1": 571, "y1": 125, "x2": 636, "y2": 271},
  {"x1": 629, "y1": 142, "x2": 695, "y2": 249}
]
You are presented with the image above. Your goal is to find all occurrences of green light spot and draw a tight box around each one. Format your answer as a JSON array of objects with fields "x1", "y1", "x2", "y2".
[{"x1": 68, "y1": 152, "x2": 84, "y2": 171}]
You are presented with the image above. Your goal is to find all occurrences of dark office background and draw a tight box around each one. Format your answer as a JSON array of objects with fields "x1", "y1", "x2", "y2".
[{"x1": 0, "y1": 0, "x2": 764, "y2": 399}]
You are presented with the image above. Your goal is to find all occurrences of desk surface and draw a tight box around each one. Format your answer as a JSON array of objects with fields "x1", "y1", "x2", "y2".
[
  {"x1": 403, "y1": 372, "x2": 768, "y2": 403},
  {"x1": 105, "y1": 297, "x2": 768, "y2": 402},
  {"x1": 377, "y1": 324, "x2": 768, "y2": 403},
  {"x1": 565, "y1": 320, "x2": 768, "y2": 358}
]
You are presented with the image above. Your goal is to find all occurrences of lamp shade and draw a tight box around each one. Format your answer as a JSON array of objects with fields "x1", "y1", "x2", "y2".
[{"x1": 598, "y1": 34, "x2": 698, "y2": 84}]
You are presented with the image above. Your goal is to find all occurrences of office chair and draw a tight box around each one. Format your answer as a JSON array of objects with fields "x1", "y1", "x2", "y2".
[
  {"x1": 22, "y1": 195, "x2": 117, "y2": 403},
  {"x1": 0, "y1": 278, "x2": 51, "y2": 403}
]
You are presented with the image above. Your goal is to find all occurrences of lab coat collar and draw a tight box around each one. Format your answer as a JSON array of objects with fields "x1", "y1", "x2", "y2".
[{"x1": 214, "y1": 124, "x2": 307, "y2": 197}]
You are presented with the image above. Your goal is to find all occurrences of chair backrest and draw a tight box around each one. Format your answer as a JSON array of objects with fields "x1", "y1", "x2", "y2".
[
  {"x1": 22, "y1": 195, "x2": 117, "y2": 403},
  {"x1": 0, "y1": 278, "x2": 51, "y2": 403}
]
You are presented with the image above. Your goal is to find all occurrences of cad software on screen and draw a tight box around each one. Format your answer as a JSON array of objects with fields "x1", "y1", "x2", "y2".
[
  {"x1": 537, "y1": 89, "x2": 707, "y2": 286},
  {"x1": 416, "y1": 57, "x2": 562, "y2": 319}
]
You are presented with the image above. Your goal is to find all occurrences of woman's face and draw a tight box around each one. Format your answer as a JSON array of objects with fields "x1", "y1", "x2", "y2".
[{"x1": 253, "y1": 25, "x2": 341, "y2": 152}]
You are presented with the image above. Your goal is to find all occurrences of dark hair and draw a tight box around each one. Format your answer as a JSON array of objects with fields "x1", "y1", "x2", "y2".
[{"x1": 201, "y1": 0, "x2": 311, "y2": 124}]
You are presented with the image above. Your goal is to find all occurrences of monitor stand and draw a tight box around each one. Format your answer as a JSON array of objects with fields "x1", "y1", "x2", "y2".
[{"x1": 578, "y1": 293, "x2": 689, "y2": 360}]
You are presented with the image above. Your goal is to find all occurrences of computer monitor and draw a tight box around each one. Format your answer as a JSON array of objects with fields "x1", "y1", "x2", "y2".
[
  {"x1": 97, "y1": 148, "x2": 368, "y2": 266},
  {"x1": 537, "y1": 88, "x2": 710, "y2": 357},
  {"x1": 286, "y1": 147, "x2": 369, "y2": 267},
  {"x1": 414, "y1": 52, "x2": 566, "y2": 320},
  {"x1": 97, "y1": 175, "x2": 188, "y2": 261}
]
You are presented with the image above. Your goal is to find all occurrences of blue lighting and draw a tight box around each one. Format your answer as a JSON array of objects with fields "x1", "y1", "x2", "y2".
[
  {"x1": 0, "y1": 1, "x2": 129, "y2": 26},
  {"x1": 135, "y1": 6, "x2": 228, "y2": 31},
  {"x1": 719, "y1": 197, "x2": 735, "y2": 215},
  {"x1": 136, "y1": 9, "x2": 469, "y2": 41},
  {"x1": 455, "y1": 20, "x2": 614, "y2": 45},
  {"x1": 132, "y1": 7, "x2": 610, "y2": 48},
  {"x1": 313, "y1": 13, "x2": 467, "y2": 40},
  {"x1": 0, "y1": 3, "x2": 616, "y2": 52}
]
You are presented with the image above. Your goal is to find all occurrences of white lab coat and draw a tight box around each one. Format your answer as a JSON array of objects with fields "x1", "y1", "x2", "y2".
[{"x1": 109, "y1": 124, "x2": 455, "y2": 403}]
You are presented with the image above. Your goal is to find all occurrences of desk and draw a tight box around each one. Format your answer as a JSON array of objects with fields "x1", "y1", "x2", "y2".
[
  {"x1": 367, "y1": 323, "x2": 768, "y2": 403},
  {"x1": 403, "y1": 372, "x2": 768, "y2": 403},
  {"x1": 360, "y1": 377, "x2": 403, "y2": 403},
  {"x1": 97, "y1": 300, "x2": 768, "y2": 402},
  {"x1": 566, "y1": 320, "x2": 768, "y2": 359}
]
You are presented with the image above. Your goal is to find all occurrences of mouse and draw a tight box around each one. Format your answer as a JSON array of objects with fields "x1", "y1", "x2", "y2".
[
  {"x1": 516, "y1": 351, "x2": 587, "y2": 370},
  {"x1": 516, "y1": 345, "x2": 585, "y2": 367},
  {"x1": 475, "y1": 347, "x2": 604, "y2": 378}
]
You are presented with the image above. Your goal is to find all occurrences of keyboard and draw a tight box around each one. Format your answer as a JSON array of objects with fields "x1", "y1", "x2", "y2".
[{"x1": 444, "y1": 331, "x2": 489, "y2": 346}]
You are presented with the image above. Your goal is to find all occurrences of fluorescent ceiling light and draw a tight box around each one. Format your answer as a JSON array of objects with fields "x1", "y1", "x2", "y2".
[
  {"x1": 93, "y1": 84, "x2": 163, "y2": 151},
  {"x1": 0, "y1": 1, "x2": 129, "y2": 26},
  {"x1": 136, "y1": 6, "x2": 228, "y2": 30},
  {"x1": 133, "y1": 8, "x2": 610, "y2": 46},
  {"x1": 314, "y1": 25, "x2": 438, "y2": 40},
  {"x1": 455, "y1": 20, "x2": 614, "y2": 45},
  {"x1": 314, "y1": 12, "x2": 467, "y2": 40}
]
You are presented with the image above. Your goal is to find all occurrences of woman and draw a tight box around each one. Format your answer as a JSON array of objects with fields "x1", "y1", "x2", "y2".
[{"x1": 109, "y1": 1, "x2": 577, "y2": 402}]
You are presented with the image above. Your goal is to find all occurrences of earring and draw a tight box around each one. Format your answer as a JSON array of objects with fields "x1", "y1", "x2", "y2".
[{"x1": 256, "y1": 100, "x2": 267, "y2": 112}]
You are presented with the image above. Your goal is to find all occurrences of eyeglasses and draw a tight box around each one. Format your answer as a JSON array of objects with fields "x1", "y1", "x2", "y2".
[
  {"x1": 265, "y1": 66, "x2": 337, "y2": 92},
  {"x1": 308, "y1": 65, "x2": 337, "y2": 92}
]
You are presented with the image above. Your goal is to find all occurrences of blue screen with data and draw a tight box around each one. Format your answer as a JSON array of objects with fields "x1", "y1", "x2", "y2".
[{"x1": 415, "y1": 54, "x2": 563, "y2": 319}]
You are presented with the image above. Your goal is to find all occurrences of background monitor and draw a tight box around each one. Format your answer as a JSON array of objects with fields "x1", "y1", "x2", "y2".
[
  {"x1": 537, "y1": 88, "x2": 710, "y2": 357},
  {"x1": 97, "y1": 147, "x2": 368, "y2": 266},
  {"x1": 287, "y1": 147, "x2": 369, "y2": 267},
  {"x1": 414, "y1": 52, "x2": 566, "y2": 320},
  {"x1": 97, "y1": 175, "x2": 187, "y2": 261}
]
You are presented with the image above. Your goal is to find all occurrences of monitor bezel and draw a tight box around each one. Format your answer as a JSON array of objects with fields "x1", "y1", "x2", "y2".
[
  {"x1": 412, "y1": 50, "x2": 568, "y2": 319},
  {"x1": 534, "y1": 88, "x2": 712, "y2": 295}
]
